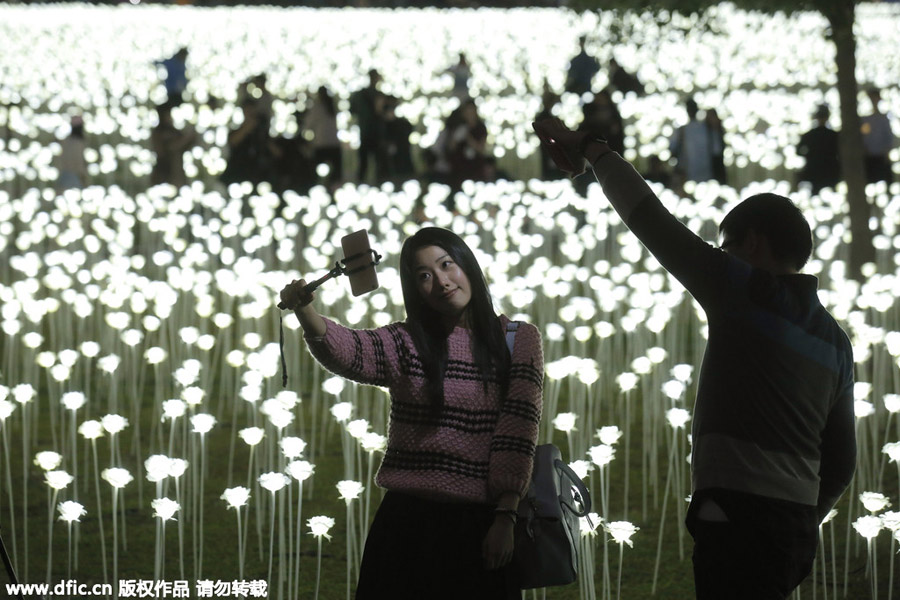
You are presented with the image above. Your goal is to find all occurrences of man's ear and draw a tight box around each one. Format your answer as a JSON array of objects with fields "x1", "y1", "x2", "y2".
[{"x1": 744, "y1": 229, "x2": 761, "y2": 256}]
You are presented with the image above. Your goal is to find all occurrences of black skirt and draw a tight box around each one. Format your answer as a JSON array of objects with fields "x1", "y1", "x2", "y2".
[{"x1": 356, "y1": 491, "x2": 520, "y2": 600}]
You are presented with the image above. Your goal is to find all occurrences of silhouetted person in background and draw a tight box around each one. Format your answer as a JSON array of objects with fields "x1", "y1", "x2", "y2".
[
  {"x1": 448, "y1": 99, "x2": 490, "y2": 190},
  {"x1": 383, "y1": 97, "x2": 415, "y2": 182},
  {"x1": 156, "y1": 47, "x2": 188, "y2": 105},
  {"x1": 706, "y1": 108, "x2": 727, "y2": 185},
  {"x1": 641, "y1": 154, "x2": 672, "y2": 188},
  {"x1": 535, "y1": 85, "x2": 563, "y2": 180},
  {"x1": 304, "y1": 86, "x2": 342, "y2": 188},
  {"x1": 670, "y1": 98, "x2": 720, "y2": 183},
  {"x1": 271, "y1": 109, "x2": 316, "y2": 196},
  {"x1": 151, "y1": 103, "x2": 197, "y2": 187},
  {"x1": 350, "y1": 69, "x2": 387, "y2": 183},
  {"x1": 448, "y1": 53, "x2": 471, "y2": 100},
  {"x1": 580, "y1": 89, "x2": 624, "y2": 154},
  {"x1": 861, "y1": 87, "x2": 896, "y2": 184},
  {"x1": 796, "y1": 104, "x2": 841, "y2": 194},
  {"x1": 221, "y1": 98, "x2": 274, "y2": 187},
  {"x1": 56, "y1": 115, "x2": 88, "y2": 191},
  {"x1": 565, "y1": 36, "x2": 599, "y2": 96},
  {"x1": 608, "y1": 57, "x2": 644, "y2": 96},
  {"x1": 239, "y1": 73, "x2": 274, "y2": 127}
]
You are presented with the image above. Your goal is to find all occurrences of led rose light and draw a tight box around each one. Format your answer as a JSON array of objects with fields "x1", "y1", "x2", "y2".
[
  {"x1": 336, "y1": 480, "x2": 364, "y2": 503},
  {"x1": 859, "y1": 491, "x2": 891, "y2": 514},
  {"x1": 12, "y1": 383, "x2": 36, "y2": 404},
  {"x1": 258, "y1": 472, "x2": 290, "y2": 493},
  {"x1": 101, "y1": 468, "x2": 133, "y2": 489},
  {"x1": 596, "y1": 426, "x2": 622, "y2": 446},
  {"x1": 361, "y1": 432, "x2": 387, "y2": 453},
  {"x1": 181, "y1": 386, "x2": 205, "y2": 407},
  {"x1": 145, "y1": 454, "x2": 173, "y2": 485},
  {"x1": 191, "y1": 413, "x2": 216, "y2": 434},
  {"x1": 330, "y1": 402, "x2": 353, "y2": 423},
  {"x1": 605, "y1": 521, "x2": 639, "y2": 548},
  {"x1": 45, "y1": 470, "x2": 74, "y2": 490},
  {"x1": 57, "y1": 500, "x2": 86, "y2": 522},
  {"x1": 616, "y1": 372, "x2": 639, "y2": 393},
  {"x1": 222, "y1": 486, "x2": 251, "y2": 579},
  {"x1": 322, "y1": 376, "x2": 346, "y2": 396},
  {"x1": 883, "y1": 394, "x2": 900, "y2": 414},
  {"x1": 588, "y1": 444, "x2": 615, "y2": 468},
  {"x1": 238, "y1": 426, "x2": 265, "y2": 446},
  {"x1": 280, "y1": 436, "x2": 307, "y2": 460},
  {"x1": 152, "y1": 497, "x2": 181, "y2": 520},
  {"x1": 666, "y1": 407, "x2": 691, "y2": 429},
  {"x1": 346, "y1": 419, "x2": 369, "y2": 439},
  {"x1": 553, "y1": 412, "x2": 578, "y2": 432},
  {"x1": 0, "y1": 399, "x2": 15, "y2": 422},
  {"x1": 162, "y1": 398, "x2": 187, "y2": 419},
  {"x1": 568, "y1": 460, "x2": 592, "y2": 480},
  {"x1": 580, "y1": 512, "x2": 602, "y2": 537},
  {"x1": 222, "y1": 486, "x2": 251, "y2": 509},
  {"x1": 34, "y1": 451, "x2": 63, "y2": 471},
  {"x1": 101, "y1": 414, "x2": 128, "y2": 434},
  {"x1": 60, "y1": 391, "x2": 86, "y2": 411}
]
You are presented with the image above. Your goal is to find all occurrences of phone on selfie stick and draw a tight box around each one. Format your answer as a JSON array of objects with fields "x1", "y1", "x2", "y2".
[{"x1": 277, "y1": 230, "x2": 382, "y2": 386}]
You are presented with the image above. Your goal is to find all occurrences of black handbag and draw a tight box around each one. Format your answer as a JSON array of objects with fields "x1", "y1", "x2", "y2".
[{"x1": 504, "y1": 322, "x2": 592, "y2": 589}]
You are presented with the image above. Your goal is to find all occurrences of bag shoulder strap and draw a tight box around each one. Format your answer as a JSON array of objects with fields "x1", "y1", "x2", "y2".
[{"x1": 505, "y1": 321, "x2": 519, "y2": 356}]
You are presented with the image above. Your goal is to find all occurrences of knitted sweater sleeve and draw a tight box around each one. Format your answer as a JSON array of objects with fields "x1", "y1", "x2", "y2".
[
  {"x1": 303, "y1": 317, "x2": 398, "y2": 388},
  {"x1": 488, "y1": 322, "x2": 544, "y2": 500}
]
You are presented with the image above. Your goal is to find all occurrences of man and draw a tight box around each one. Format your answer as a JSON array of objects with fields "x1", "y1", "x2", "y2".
[
  {"x1": 565, "y1": 36, "x2": 600, "y2": 97},
  {"x1": 350, "y1": 69, "x2": 387, "y2": 183},
  {"x1": 156, "y1": 47, "x2": 188, "y2": 105},
  {"x1": 796, "y1": 104, "x2": 841, "y2": 194},
  {"x1": 533, "y1": 118, "x2": 856, "y2": 599},
  {"x1": 861, "y1": 88, "x2": 896, "y2": 184},
  {"x1": 670, "y1": 98, "x2": 720, "y2": 183}
]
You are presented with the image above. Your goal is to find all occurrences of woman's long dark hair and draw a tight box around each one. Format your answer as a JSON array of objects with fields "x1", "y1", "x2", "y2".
[{"x1": 399, "y1": 227, "x2": 511, "y2": 410}]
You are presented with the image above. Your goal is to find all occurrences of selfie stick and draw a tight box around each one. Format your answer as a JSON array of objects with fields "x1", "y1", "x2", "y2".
[
  {"x1": 276, "y1": 248, "x2": 382, "y2": 311},
  {"x1": 277, "y1": 232, "x2": 383, "y2": 387}
]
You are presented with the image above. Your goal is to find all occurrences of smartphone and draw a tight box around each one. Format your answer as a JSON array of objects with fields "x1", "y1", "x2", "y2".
[
  {"x1": 341, "y1": 230, "x2": 379, "y2": 297},
  {"x1": 533, "y1": 122, "x2": 583, "y2": 177}
]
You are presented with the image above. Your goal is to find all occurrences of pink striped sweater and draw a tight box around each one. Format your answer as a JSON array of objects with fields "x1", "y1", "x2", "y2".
[{"x1": 305, "y1": 315, "x2": 543, "y2": 504}]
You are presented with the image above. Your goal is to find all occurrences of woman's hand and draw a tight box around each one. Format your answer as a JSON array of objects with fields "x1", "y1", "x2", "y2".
[
  {"x1": 279, "y1": 279, "x2": 314, "y2": 312},
  {"x1": 482, "y1": 515, "x2": 516, "y2": 571},
  {"x1": 279, "y1": 279, "x2": 327, "y2": 337}
]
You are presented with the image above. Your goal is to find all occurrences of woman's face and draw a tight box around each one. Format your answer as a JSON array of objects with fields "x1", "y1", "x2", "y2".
[{"x1": 412, "y1": 245, "x2": 472, "y2": 322}]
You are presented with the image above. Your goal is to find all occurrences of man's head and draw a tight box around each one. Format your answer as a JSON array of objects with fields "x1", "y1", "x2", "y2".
[
  {"x1": 719, "y1": 193, "x2": 812, "y2": 273},
  {"x1": 686, "y1": 98, "x2": 699, "y2": 121}
]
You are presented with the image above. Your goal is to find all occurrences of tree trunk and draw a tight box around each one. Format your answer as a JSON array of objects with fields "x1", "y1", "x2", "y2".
[{"x1": 824, "y1": 1, "x2": 874, "y2": 278}]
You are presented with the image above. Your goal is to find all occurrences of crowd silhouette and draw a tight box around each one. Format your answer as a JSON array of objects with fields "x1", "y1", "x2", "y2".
[{"x1": 55, "y1": 37, "x2": 897, "y2": 212}]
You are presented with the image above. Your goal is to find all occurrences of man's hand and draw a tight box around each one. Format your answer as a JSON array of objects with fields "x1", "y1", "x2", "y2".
[{"x1": 533, "y1": 118, "x2": 588, "y2": 178}]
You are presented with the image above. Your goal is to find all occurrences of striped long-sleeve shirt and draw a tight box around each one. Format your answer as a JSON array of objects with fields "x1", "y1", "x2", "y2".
[
  {"x1": 592, "y1": 152, "x2": 856, "y2": 518},
  {"x1": 305, "y1": 315, "x2": 543, "y2": 504}
]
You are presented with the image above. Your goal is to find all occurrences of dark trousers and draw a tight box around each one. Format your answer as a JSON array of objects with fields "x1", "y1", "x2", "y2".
[
  {"x1": 687, "y1": 489, "x2": 818, "y2": 600},
  {"x1": 357, "y1": 137, "x2": 385, "y2": 183},
  {"x1": 865, "y1": 155, "x2": 893, "y2": 184}
]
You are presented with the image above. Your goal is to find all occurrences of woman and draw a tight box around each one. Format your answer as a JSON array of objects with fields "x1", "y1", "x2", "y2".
[{"x1": 279, "y1": 227, "x2": 543, "y2": 599}]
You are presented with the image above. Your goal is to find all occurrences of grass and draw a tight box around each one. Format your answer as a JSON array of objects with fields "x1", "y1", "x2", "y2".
[{"x1": 1, "y1": 363, "x2": 895, "y2": 600}]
